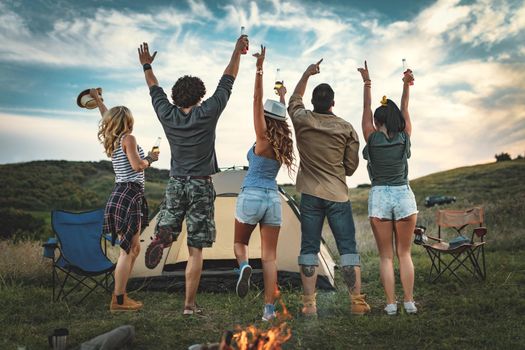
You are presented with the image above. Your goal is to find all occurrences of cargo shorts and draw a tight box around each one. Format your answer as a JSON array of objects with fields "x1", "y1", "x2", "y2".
[{"x1": 155, "y1": 176, "x2": 216, "y2": 248}]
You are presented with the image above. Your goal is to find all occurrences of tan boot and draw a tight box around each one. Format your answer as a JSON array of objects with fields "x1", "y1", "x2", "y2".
[
  {"x1": 110, "y1": 294, "x2": 143, "y2": 313},
  {"x1": 301, "y1": 293, "x2": 317, "y2": 317},
  {"x1": 351, "y1": 294, "x2": 371, "y2": 315},
  {"x1": 125, "y1": 293, "x2": 143, "y2": 308}
]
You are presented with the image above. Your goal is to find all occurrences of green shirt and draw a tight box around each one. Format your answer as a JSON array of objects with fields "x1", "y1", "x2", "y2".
[{"x1": 363, "y1": 131, "x2": 411, "y2": 186}]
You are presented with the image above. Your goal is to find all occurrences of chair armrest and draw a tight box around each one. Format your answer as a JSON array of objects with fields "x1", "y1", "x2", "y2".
[
  {"x1": 427, "y1": 235, "x2": 442, "y2": 242},
  {"x1": 42, "y1": 237, "x2": 58, "y2": 259},
  {"x1": 473, "y1": 227, "x2": 487, "y2": 238},
  {"x1": 103, "y1": 233, "x2": 121, "y2": 245}
]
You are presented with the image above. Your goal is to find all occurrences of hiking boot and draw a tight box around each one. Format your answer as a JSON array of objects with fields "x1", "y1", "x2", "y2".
[
  {"x1": 125, "y1": 293, "x2": 143, "y2": 308},
  {"x1": 145, "y1": 228, "x2": 173, "y2": 269},
  {"x1": 384, "y1": 303, "x2": 397, "y2": 316},
  {"x1": 110, "y1": 294, "x2": 142, "y2": 313},
  {"x1": 301, "y1": 293, "x2": 317, "y2": 317},
  {"x1": 403, "y1": 301, "x2": 418, "y2": 314},
  {"x1": 262, "y1": 304, "x2": 276, "y2": 322},
  {"x1": 350, "y1": 294, "x2": 371, "y2": 315},
  {"x1": 235, "y1": 264, "x2": 252, "y2": 298}
]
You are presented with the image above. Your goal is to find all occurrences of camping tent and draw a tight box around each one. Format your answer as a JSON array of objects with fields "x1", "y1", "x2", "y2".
[{"x1": 130, "y1": 168, "x2": 336, "y2": 290}]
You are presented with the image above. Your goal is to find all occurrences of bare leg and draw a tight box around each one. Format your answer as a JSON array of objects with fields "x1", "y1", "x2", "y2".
[
  {"x1": 300, "y1": 265, "x2": 318, "y2": 296},
  {"x1": 114, "y1": 235, "x2": 135, "y2": 295},
  {"x1": 185, "y1": 246, "x2": 203, "y2": 307},
  {"x1": 260, "y1": 224, "x2": 280, "y2": 304},
  {"x1": 394, "y1": 214, "x2": 417, "y2": 302},
  {"x1": 370, "y1": 218, "x2": 396, "y2": 304},
  {"x1": 341, "y1": 265, "x2": 363, "y2": 296},
  {"x1": 128, "y1": 232, "x2": 141, "y2": 275},
  {"x1": 233, "y1": 219, "x2": 256, "y2": 265}
]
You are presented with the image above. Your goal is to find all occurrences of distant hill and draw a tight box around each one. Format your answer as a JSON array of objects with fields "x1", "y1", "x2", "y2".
[
  {"x1": 1, "y1": 159, "x2": 523, "y2": 241},
  {"x1": 0, "y1": 160, "x2": 169, "y2": 240}
]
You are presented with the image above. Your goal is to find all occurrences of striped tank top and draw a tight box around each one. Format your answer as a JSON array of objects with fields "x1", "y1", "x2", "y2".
[{"x1": 112, "y1": 134, "x2": 145, "y2": 186}]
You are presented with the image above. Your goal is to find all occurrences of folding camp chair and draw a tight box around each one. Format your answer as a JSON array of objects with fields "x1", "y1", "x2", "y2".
[
  {"x1": 415, "y1": 207, "x2": 487, "y2": 283},
  {"x1": 43, "y1": 209, "x2": 115, "y2": 304}
]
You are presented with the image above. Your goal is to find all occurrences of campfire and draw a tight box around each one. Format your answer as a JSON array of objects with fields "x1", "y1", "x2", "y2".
[{"x1": 189, "y1": 290, "x2": 293, "y2": 350}]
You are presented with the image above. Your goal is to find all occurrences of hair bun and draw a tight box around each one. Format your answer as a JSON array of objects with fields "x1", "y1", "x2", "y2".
[{"x1": 380, "y1": 96, "x2": 388, "y2": 106}]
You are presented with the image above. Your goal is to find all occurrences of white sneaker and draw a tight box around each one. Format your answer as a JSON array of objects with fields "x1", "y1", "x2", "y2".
[
  {"x1": 403, "y1": 301, "x2": 417, "y2": 314},
  {"x1": 384, "y1": 303, "x2": 397, "y2": 315}
]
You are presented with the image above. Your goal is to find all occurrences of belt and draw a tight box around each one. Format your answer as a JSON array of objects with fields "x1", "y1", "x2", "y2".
[{"x1": 173, "y1": 175, "x2": 212, "y2": 180}]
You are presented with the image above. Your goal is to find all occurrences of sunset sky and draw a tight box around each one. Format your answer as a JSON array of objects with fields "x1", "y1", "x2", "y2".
[{"x1": 1, "y1": 0, "x2": 524, "y2": 186}]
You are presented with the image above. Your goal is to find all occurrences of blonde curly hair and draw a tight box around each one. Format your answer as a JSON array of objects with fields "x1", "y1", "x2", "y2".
[
  {"x1": 265, "y1": 117, "x2": 295, "y2": 176},
  {"x1": 97, "y1": 106, "x2": 134, "y2": 157}
]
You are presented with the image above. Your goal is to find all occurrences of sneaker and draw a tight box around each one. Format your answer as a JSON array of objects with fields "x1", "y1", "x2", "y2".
[
  {"x1": 235, "y1": 264, "x2": 252, "y2": 298},
  {"x1": 110, "y1": 294, "x2": 142, "y2": 313},
  {"x1": 384, "y1": 303, "x2": 397, "y2": 316},
  {"x1": 145, "y1": 228, "x2": 173, "y2": 269},
  {"x1": 403, "y1": 301, "x2": 418, "y2": 314},
  {"x1": 350, "y1": 294, "x2": 371, "y2": 315},
  {"x1": 262, "y1": 304, "x2": 276, "y2": 322}
]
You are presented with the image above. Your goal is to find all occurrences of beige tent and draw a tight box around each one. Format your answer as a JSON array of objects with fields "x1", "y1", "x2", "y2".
[{"x1": 130, "y1": 168, "x2": 336, "y2": 290}]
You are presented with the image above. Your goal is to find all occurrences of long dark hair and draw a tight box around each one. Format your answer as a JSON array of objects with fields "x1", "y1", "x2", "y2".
[{"x1": 373, "y1": 99, "x2": 406, "y2": 137}]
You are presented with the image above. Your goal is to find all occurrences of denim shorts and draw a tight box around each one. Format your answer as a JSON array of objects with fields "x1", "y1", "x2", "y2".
[
  {"x1": 368, "y1": 185, "x2": 418, "y2": 221},
  {"x1": 235, "y1": 187, "x2": 282, "y2": 226}
]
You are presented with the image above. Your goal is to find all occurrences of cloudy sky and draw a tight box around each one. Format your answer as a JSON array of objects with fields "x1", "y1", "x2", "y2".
[{"x1": 1, "y1": 0, "x2": 524, "y2": 186}]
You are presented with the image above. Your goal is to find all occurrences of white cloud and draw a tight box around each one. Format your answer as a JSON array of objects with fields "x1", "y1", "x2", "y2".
[{"x1": 1, "y1": 0, "x2": 525, "y2": 186}]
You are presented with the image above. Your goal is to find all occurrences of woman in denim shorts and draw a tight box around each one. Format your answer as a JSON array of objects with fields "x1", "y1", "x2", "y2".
[
  {"x1": 233, "y1": 46, "x2": 295, "y2": 321},
  {"x1": 358, "y1": 61, "x2": 418, "y2": 315}
]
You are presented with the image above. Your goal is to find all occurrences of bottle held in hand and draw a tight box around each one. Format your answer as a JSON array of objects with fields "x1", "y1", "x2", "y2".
[
  {"x1": 402, "y1": 58, "x2": 414, "y2": 86},
  {"x1": 152, "y1": 137, "x2": 161, "y2": 153},
  {"x1": 274, "y1": 68, "x2": 283, "y2": 95},
  {"x1": 240, "y1": 26, "x2": 248, "y2": 55}
]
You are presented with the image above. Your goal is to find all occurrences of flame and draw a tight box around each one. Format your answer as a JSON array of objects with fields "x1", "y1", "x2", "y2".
[{"x1": 224, "y1": 287, "x2": 293, "y2": 350}]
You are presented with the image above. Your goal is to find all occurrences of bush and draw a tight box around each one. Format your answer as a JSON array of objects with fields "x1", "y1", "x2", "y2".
[
  {"x1": 0, "y1": 208, "x2": 46, "y2": 241},
  {"x1": 495, "y1": 152, "x2": 511, "y2": 162}
]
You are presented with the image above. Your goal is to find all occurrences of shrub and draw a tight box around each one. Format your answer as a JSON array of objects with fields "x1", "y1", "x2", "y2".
[
  {"x1": 0, "y1": 208, "x2": 46, "y2": 241},
  {"x1": 495, "y1": 152, "x2": 511, "y2": 162}
]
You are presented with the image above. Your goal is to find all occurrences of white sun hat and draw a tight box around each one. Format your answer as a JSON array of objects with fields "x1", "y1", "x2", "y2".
[{"x1": 263, "y1": 99, "x2": 287, "y2": 121}]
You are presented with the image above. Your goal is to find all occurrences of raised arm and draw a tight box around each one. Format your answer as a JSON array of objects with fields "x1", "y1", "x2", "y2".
[
  {"x1": 357, "y1": 61, "x2": 376, "y2": 142},
  {"x1": 89, "y1": 89, "x2": 107, "y2": 118},
  {"x1": 252, "y1": 46, "x2": 270, "y2": 154},
  {"x1": 401, "y1": 69, "x2": 414, "y2": 136},
  {"x1": 138, "y1": 42, "x2": 159, "y2": 88},
  {"x1": 292, "y1": 59, "x2": 323, "y2": 97},
  {"x1": 223, "y1": 35, "x2": 249, "y2": 78}
]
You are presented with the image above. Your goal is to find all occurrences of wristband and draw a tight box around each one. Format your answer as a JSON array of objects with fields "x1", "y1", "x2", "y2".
[
  {"x1": 145, "y1": 156, "x2": 153, "y2": 166},
  {"x1": 256, "y1": 69, "x2": 263, "y2": 75},
  {"x1": 143, "y1": 63, "x2": 152, "y2": 72},
  {"x1": 363, "y1": 79, "x2": 371, "y2": 83}
]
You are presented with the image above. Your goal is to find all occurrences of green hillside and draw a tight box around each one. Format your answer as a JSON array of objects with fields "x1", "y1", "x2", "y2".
[
  {"x1": 1, "y1": 159, "x2": 523, "y2": 242},
  {"x1": 0, "y1": 160, "x2": 169, "y2": 240}
]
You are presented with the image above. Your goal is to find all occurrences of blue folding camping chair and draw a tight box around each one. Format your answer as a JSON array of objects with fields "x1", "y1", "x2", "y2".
[{"x1": 43, "y1": 209, "x2": 115, "y2": 304}]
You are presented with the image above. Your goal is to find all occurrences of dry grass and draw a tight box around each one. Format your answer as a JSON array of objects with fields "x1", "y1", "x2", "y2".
[{"x1": 0, "y1": 240, "x2": 50, "y2": 287}]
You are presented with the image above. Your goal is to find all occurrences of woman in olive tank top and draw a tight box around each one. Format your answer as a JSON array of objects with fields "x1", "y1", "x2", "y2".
[{"x1": 357, "y1": 61, "x2": 418, "y2": 315}]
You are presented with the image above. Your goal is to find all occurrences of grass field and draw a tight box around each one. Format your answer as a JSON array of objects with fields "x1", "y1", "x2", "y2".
[{"x1": 1, "y1": 159, "x2": 524, "y2": 349}]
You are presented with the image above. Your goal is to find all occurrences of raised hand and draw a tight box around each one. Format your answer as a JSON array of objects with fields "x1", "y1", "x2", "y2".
[
  {"x1": 89, "y1": 88, "x2": 101, "y2": 100},
  {"x1": 277, "y1": 84, "x2": 287, "y2": 97},
  {"x1": 403, "y1": 69, "x2": 414, "y2": 85},
  {"x1": 305, "y1": 59, "x2": 323, "y2": 76},
  {"x1": 252, "y1": 45, "x2": 266, "y2": 68},
  {"x1": 235, "y1": 35, "x2": 249, "y2": 54},
  {"x1": 357, "y1": 60, "x2": 370, "y2": 82},
  {"x1": 138, "y1": 42, "x2": 157, "y2": 65}
]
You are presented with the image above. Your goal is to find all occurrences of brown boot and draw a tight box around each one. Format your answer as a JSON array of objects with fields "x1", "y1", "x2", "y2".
[
  {"x1": 301, "y1": 293, "x2": 317, "y2": 317},
  {"x1": 351, "y1": 294, "x2": 371, "y2": 315},
  {"x1": 110, "y1": 294, "x2": 143, "y2": 313},
  {"x1": 125, "y1": 293, "x2": 143, "y2": 308}
]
